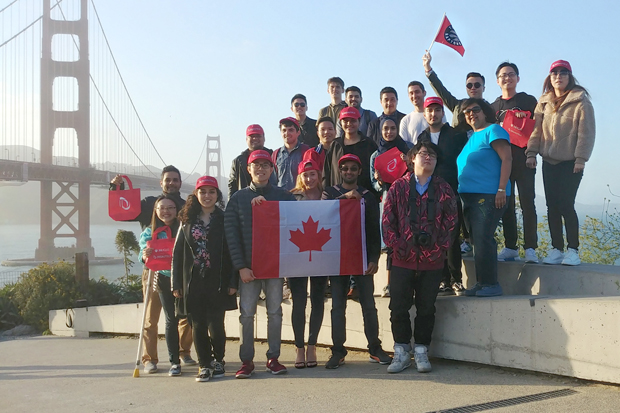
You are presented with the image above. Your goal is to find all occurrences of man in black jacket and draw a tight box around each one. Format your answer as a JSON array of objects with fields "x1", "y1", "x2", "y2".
[
  {"x1": 225, "y1": 150, "x2": 296, "y2": 379},
  {"x1": 109, "y1": 165, "x2": 195, "y2": 373},
  {"x1": 418, "y1": 97, "x2": 467, "y2": 296},
  {"x1": 366, "y1": 87, "x2": 407, "y2": 146},
  {"x1": 227, "y1": 124, "x2": 276, "y2": 200},
  {"x1": 321, "y1": 154, "x2": 391, "y2": 369}
]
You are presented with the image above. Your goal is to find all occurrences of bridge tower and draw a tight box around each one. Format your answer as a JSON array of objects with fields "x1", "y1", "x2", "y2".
[
  {"x1": 205, "y1": 135, "x2": 223, "y2": 189},
  {"x1": 35, "y1": 0, "x2": 94, "y2": 261}
]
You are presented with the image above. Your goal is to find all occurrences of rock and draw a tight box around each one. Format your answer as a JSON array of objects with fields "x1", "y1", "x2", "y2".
[{"x1": 1, "y1": 324, "x2": 37, "y2": 336}]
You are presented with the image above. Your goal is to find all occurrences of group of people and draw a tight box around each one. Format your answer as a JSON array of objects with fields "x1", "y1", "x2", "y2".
[{"x1": 111, "y1": 52, "x2": 595, "y2": 381}]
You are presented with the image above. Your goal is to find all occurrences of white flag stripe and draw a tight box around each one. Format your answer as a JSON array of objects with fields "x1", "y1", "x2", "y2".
[
  {"x1": 279, "y1": 200, "x2": 342, "y2": 277},
  {"x1": 360, "y1": 199, "x2": 368, "y2": 273}
]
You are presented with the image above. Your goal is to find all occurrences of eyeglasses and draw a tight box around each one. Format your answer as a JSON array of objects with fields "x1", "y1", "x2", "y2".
[
  {"x1": 157, "y1": 206, "x2": 176, "y2": 211},
  {"x1": 466, "y1": 82, "x2": 482, "y2": 89},
  {"x1": 463, "y1": 106, "x2": 482, "y2": 115},
  {"x1": 251, "y1": 162, "x2": 272, "y2": 170},
  {"x1": 340, "y1": 166, "x2": 360, "y2": 172},
  {"x1": 293, "y1": 102, "x2": 306, "y2": 108},
  {"x1": 497, "y1": 72, "x2": 517, "y2": 80},
  {"x1": 417, "y1": 151, "x2": 437, "y2": 160},
  {"x1": 550, "y1": 70, "x2": 570, "y2": 78}
]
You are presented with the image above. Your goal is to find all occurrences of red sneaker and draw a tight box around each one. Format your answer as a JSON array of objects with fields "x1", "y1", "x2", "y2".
[
  {"x1": 266, "y1": 358, "x2": 288, "y2": 375},
  {"x1": 235, "y1": 361, "x2": 255, "y2": 379}
]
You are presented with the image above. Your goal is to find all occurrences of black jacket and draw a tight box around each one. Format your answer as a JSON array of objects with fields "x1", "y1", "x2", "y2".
[
  {"x1": 366, "y1": 111, "x2": 407, "y2": 146},
  {"x1": 332, "y1": 133, "x2": 379, "y2": 199},
  {"x1": 417, "y1": 123, "x2": 467, "y2": 191},
  {"x1": 321, "y1": 185, "x2": 381, "y2": 265},
  {"x1": 171, "y1": 207, "x2": 238, "y2": 316},
  {"x1": 227, "y1": 148, "x2": 276, "y2": 200},
  {"x1": 224, "y1": 182, "x2": 296, "y2": 271}
]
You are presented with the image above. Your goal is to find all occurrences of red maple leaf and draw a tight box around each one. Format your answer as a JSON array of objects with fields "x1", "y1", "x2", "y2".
[{"x1": 289, "y1": 216, "x2": 332, "y2": 261}]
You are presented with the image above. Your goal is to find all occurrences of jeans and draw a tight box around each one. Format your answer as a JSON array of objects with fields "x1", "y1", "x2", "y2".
[
  {"x1": 288, "y1": 276, "x2": 328, "y2": 348},
  {"x1": 157, "y1": 275, "x2": 180, "y2": 365},
  {"x1": 461, "y1": 193, "x2": 507, "y2": 285},
  {"x1": 389, "y1": 266, "x2": 443, "y2": 346},
  {"x1": 329, "y1": 274, "x2": 381, "y2": 357},
  {"x1": 543, "y1": 160, "x2": 583, "y2": 250},
  {"x1": 238, "y1": 278, "x2": 283, "y2": 362},
  {"x1": 502, "y1": 146, "x2": 538, "y2": 250}
]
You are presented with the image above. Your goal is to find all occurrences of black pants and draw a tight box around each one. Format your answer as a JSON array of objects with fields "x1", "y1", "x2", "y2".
[
  {"x1": 329, "y1": 274, "x2": 380, "y2": 357},
  {"x1": 542, "y1": 160, "x2": 583, "y2": 250},
  {"x1": 157, "y1": 275, "x2": 180, "y2": 365},
  {"x1": 389, "y1": 266, "x2": 443, "y2": 346},
  {"x1": 502, "y1": 146, "x2": 538, "y2": 250},
  {"x1": 442, "y1": 196, "x2": 463, "y2": 285},
  {"x1": 288, "y1": 276, "x2": 328, "y2": 348}
]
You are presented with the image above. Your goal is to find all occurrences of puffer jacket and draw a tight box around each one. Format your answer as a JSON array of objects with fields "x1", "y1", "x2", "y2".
[
  {"x1": 224, "y1": 182, "x2": 296, "y2": 271},
  {"x1": 382, "y1": 173, "x2": 457, "y2": 270},
  {"x1": 227, "y1": 148, "x2": 276, "y2": 200},
  {"x1": 526, "y1": 88, "x2": 595, "y2": 165}
]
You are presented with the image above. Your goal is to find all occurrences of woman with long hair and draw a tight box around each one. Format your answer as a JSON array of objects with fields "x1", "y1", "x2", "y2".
[
  {"x1": 172, "y1": 176, "x2": 238, "y2": 382},
  {"x1": 456, "y1": 98, "x2": 512, "y2": 297},
  {"x1": 138, "y1": 194, "x2": 183, "y2": 377},
  {"x1": 526, "y1": 60, "x2": 595, "y2": 266}
]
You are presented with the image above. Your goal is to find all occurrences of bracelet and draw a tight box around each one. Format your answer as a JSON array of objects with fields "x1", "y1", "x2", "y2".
[{"x1": 497, "y1": 189, "x2": 506, "y2": 192}]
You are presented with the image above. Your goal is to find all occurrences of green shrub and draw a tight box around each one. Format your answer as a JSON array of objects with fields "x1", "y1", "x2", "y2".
[{"x1": 0, "y1": 285, "x2": 22, "y2": 331}]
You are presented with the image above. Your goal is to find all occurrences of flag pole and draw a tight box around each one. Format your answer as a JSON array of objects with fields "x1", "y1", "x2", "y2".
[{"x1": 428, "y1": 13, "x2": 446, "y2": 53}]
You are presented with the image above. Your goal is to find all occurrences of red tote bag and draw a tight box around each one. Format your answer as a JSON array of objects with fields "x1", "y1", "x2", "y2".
[
  {"x1": 503, "y1": 110, "x2": 535, "y2": 148},
  {"x1": 145, "y1": 226, "x2": 175, "y2": 272},
  {"x1": 374, "y1": 147, "x2": 408, "y2": 184},
  {"x1": 108, "y1": 175, "x2": 141, "y2": 221}
]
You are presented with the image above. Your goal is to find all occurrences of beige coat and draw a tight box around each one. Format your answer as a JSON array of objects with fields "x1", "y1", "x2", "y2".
[{"x1": 526, "y1": 88, "x2": 595, "y2": 165}]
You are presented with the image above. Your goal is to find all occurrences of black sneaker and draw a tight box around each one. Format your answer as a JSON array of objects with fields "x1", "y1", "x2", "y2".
[
  {"x1": 325, "y1": 354, "x2": 345, "y2": 369},
  {"x1": 369, "y1": 347, "x2": 392, "y2": 365},
  {"x1": 196, "y1": 367, "x2": 212, "y2": 382},
  {"x1": 452, "y1": 282, "x2": 465, "y2": 296},
  {"x1": 438, "y1": 281, "x2": 455, "y2": 296},
  {"x1": 211, "y1": 360, "x2": 225, "y2": 378}
]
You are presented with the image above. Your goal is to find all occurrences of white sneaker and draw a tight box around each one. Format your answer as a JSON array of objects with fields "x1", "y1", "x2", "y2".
[
  {"x1": 413, "y1": 345, "x2": 432, "y2": 373},
  {"x1": 524, "y1": 248, "x2": 538, "y2": 263},
  {"x1": 562, "y1": 248, "x2": 581, "y2": 266},
  {"x1": 143, "y1": 361, "x2": 157, "y2": 374},
  {"x1": 543, "y1": 248, "x2": 564, "y2": 265},
  {"x1": 497, "y1": 247, "x2": 519, "y2": 261},
  {"x1": 387, "y1": 346, "x2": 411, "y2": 373}
]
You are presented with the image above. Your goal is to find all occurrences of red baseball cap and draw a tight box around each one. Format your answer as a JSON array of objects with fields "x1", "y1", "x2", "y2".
[
  {"x1": 550, "y1": 60, "x2": 572, "y2": 73},
  {"x1": 246, "y1": 124, "x2": 264, "y2": 136},
  {"x1": 338, "y1": 154, "x2": 362, "y2": 167},
  {"x1": 339, "y1": 106, "x2": 361, "y2": 120},
  {"x1": 279, "y1": 117, "x2": 300, "y2": 128},
  {"x1": 424, "y1": 96, "x2": 444, "y2": 109},
  {"x1": 247, "y1": 149, "x2": 273, "y2": 165},
  {"x1": 195, "y1": 176, "x2": 219, "y2": 190},
  {"x1": 297, "y1": 159, "x2": 320, "y2": 175}
]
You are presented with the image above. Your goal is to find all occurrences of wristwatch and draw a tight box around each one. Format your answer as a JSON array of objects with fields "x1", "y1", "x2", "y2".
[{"x1": 497, "y1": 189, "x2": 506, "y2": 192}]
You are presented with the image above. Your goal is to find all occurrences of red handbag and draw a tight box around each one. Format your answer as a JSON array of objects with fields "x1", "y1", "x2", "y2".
[
  {"x1": 108, "y1": 175, "x2": 141, "y2": 221},
  {"x1": 145, "y1": 226, "x2": 175, "y2": 272},
  {"x1": 374, "y1": 147, "x2": 408, "y2": 184},
  {"x1": 503, "y1": 110, "x2": 535, "y2": 148}
]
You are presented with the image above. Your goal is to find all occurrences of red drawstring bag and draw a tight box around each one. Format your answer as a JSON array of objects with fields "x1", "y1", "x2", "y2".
[
  {"x1": 503, "y1": 110, "x2": 535, "y2": 148},
  {"x1": 145, "y1": 226, "x2": 175, "y2": 272},
  {"x1": 374, "y1": 147, "x2": 408, "y2": 184},
  {"x1": 108, "y1": 175, "x2": 141, "y2": 221}
]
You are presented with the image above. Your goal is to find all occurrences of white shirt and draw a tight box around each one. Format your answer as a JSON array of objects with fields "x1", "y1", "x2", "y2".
[{"x1": 399, "y1": 110, "x2": 447, "y2": 144}]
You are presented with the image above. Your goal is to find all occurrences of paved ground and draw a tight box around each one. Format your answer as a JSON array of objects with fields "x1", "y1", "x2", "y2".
[{"x1": 0, "y1": 335, "x2": 618, "y2": 412}]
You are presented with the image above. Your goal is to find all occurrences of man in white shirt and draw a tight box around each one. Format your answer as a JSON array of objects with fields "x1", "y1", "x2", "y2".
[{"x1": 400, "y1": 81, "x2": 446, "y2": 144}]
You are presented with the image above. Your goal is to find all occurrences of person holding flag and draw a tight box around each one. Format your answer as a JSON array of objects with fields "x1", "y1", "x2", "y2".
[
  {"x1": 225, "y1": 150, "x2": 296, "y2": 378},
  {"x1": 172, "y1": 176, "x2": 238, "y2": 382},
  {"x1": 321, "y1": 154, "x2": 392, "y2": 369}
]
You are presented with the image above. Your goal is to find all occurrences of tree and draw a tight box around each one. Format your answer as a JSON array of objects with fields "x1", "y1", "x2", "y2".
[{"x1": 115, "y1": 230, "x2": 140, "y2": 281}]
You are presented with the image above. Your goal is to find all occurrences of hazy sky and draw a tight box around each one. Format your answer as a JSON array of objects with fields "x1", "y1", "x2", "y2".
[{"x1": 2, "y1": 0, "x2": 619, "y2": 206}]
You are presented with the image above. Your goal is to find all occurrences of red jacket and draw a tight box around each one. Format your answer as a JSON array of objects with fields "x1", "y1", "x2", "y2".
[{"x1": 382, "y1": 173, "x2": 457, "y2": 270}]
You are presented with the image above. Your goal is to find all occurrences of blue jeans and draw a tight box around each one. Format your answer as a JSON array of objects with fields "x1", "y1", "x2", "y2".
[
  {"x1": 460, "y1": 193, "x2": 507, "y2": 286},
  {"x1": 157, "y1": 275, "x2": 180, "y2": 365},
  {"x1": 238, "y1": 278, "x2": 283, "y2": 362},
  {"x1": 288, "y1": 276, "x2": 328, "y2": 348}
]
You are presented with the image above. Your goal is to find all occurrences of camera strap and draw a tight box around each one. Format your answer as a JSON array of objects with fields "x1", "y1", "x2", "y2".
[{"x1": 408, "y1": 174, "x2": 435, "y2": 226}]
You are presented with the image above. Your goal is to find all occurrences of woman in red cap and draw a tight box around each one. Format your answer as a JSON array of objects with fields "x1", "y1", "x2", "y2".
[
  {"x1": 526, "y1": 60, "x2": 595, "y2": 266},
  {"x1": 172, "y1": 176, "x2": 238, "y2": 382}
]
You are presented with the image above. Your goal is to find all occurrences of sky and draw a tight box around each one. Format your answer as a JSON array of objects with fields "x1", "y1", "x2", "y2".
[{"x1": 2, "y1": 0, "x2": 619, "y2": 207}]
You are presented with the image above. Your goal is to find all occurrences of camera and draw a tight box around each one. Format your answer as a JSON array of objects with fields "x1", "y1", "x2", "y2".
[{"x1": 413, "y1": 232, "x2": 431, "y2": 247}]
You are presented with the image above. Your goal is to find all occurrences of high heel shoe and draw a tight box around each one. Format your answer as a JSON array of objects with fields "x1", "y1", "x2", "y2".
[
  {"x1": 295, "y1": 346, "x2": 306, "y2": 369},
  {"x1": 306, "y1": 345, "x2": 317, "y2": 368}
]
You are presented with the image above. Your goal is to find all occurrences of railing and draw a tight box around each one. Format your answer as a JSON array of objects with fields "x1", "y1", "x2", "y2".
[{"x1": 0, "y1": 270, "x2": 24, "y2": 288}]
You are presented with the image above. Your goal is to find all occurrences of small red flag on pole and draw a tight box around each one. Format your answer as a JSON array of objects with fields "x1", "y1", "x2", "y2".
[{"x1": 429, "y1": 14, "x2": 465, "y2": 56}]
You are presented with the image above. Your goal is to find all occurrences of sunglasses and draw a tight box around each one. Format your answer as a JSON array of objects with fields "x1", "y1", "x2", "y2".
[
  {"x1": 340, "y1": 166, "x2": 360, "y2": 172},
  {"x1": 463, "y1": 106, "x2": 482, "y2": 115},
  {"x1": 550, "y1": 70, "x2": 570, "y2": 78},
  {"x1": 466, "y1": 82, "x2": 482, "y2": 89},
  {"x1": 293, "y1": 102, "x2": 306, "y2": 108}
]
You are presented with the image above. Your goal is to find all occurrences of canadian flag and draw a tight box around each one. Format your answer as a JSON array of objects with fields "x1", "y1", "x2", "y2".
[{"x1": 252, "y1": 199, "x2": 367, "y2": 279}]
